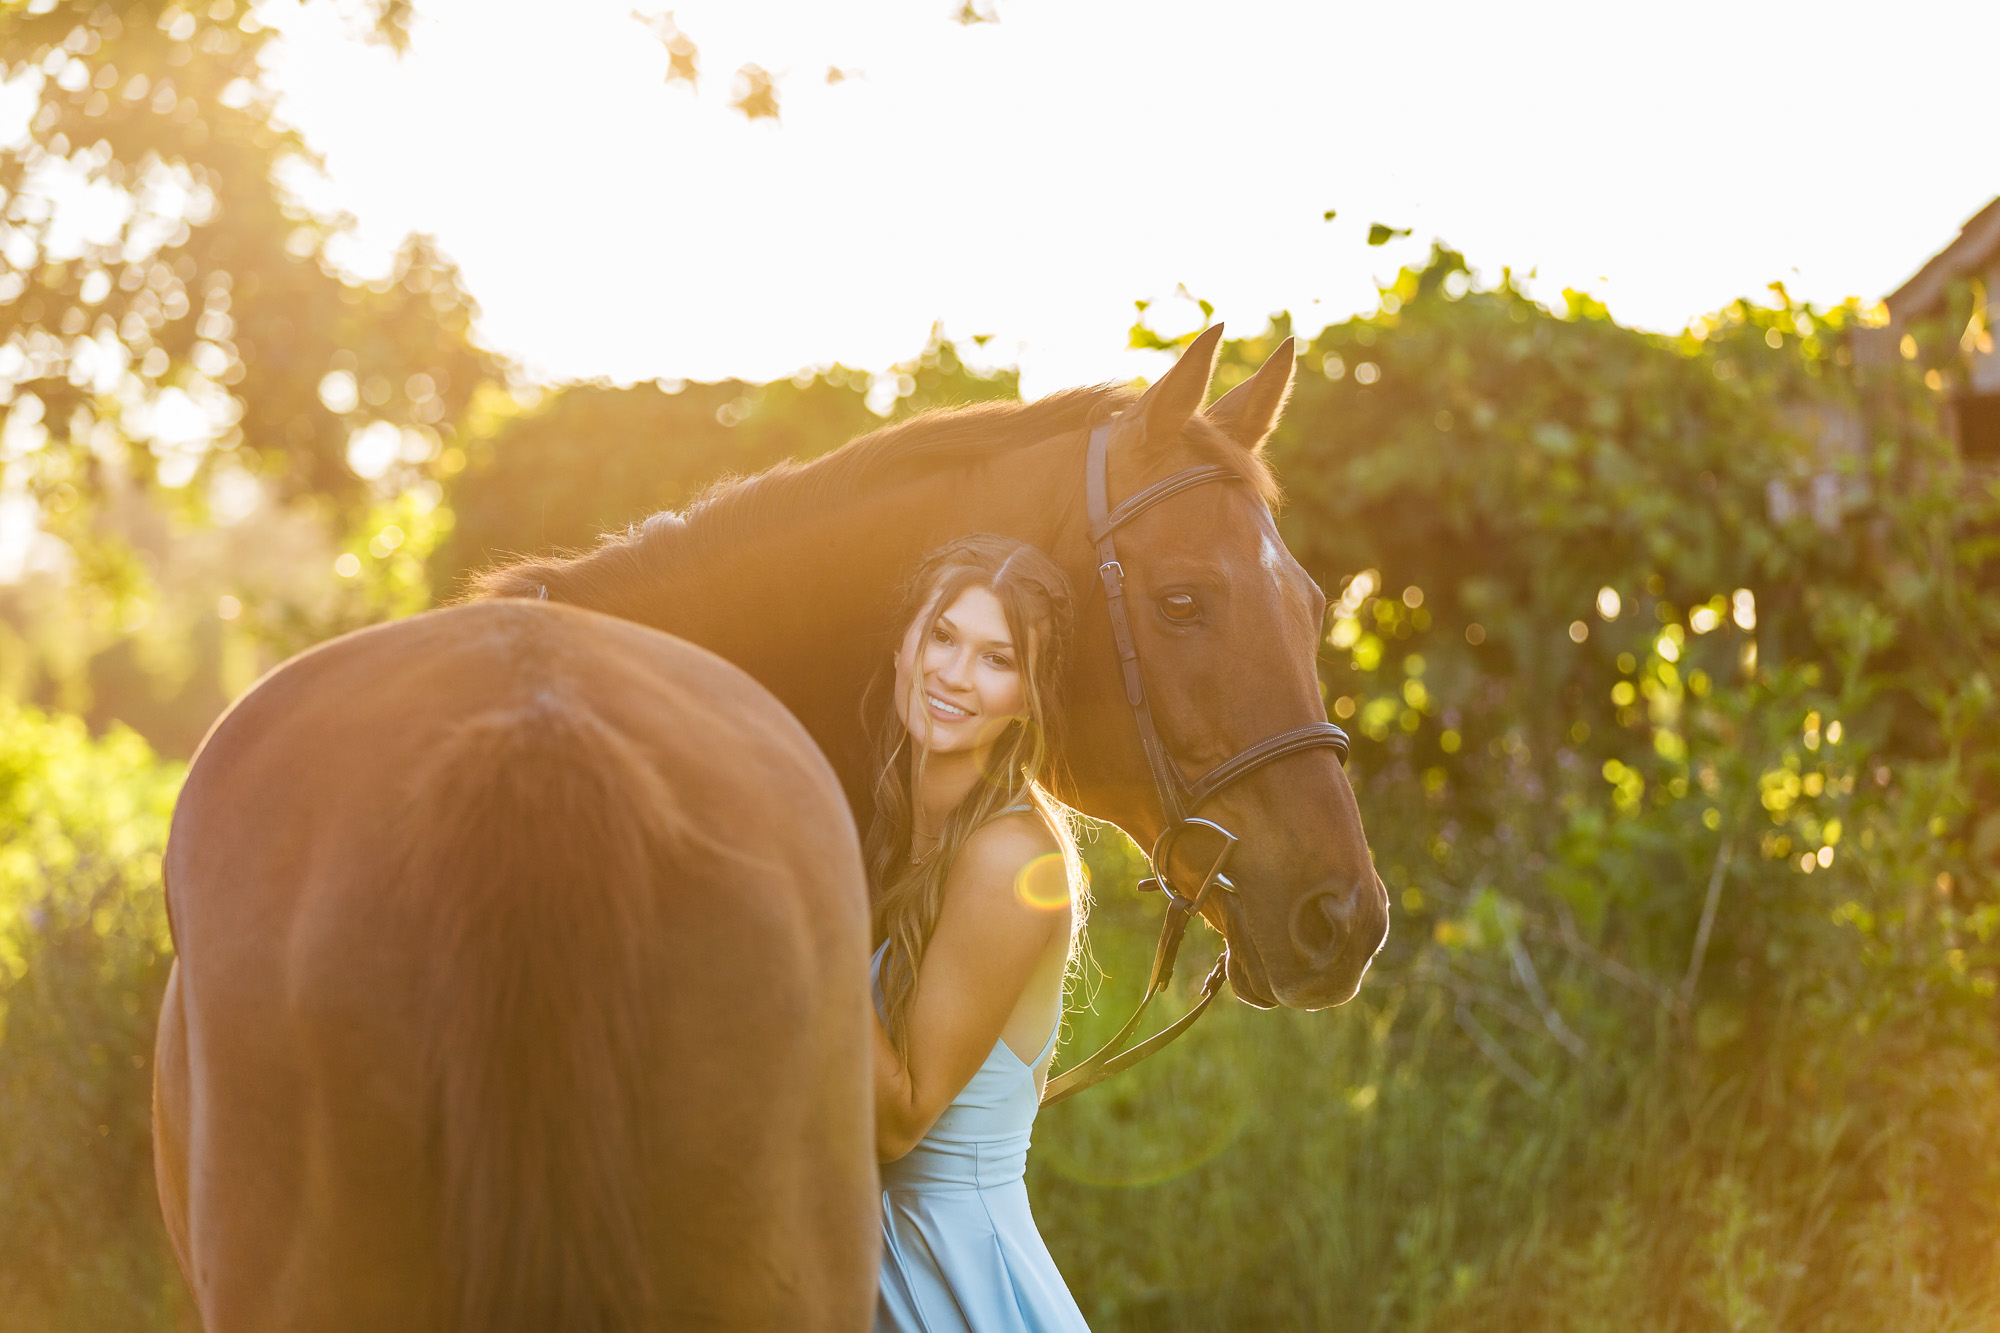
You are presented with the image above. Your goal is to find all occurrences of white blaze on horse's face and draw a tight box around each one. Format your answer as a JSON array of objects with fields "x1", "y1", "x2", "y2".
[
  {"x1": 894, "y1": 584, "x2": 1026, "y2": 757},
  {"x1": 1257, "y1": 527, "x2": 1286, "y2": 577}
]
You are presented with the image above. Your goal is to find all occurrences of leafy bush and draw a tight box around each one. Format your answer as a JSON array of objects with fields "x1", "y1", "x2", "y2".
[
  {"x1": 1031, "y1": 252, "x2": 2000, "y2": 1331},
  {"x1": 0, "y1": 704, "x2": 189, "y2": 1331},
  {"x1": 436, "y1": 329, "x2": 1017, "y2": 592}
]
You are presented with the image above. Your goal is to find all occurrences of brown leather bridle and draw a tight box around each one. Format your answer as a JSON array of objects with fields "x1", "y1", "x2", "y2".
[{"x1": 1041, "y1": 423, "x2": 1352, "y2": 1106}]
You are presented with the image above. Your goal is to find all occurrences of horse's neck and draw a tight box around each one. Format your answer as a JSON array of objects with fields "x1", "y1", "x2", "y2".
[{"x1": 591, "y1": 436, "x2": 1083, "y2": 810}]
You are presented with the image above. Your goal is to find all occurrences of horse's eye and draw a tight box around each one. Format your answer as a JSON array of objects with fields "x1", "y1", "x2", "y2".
[{"x1": 1161, "y1": 592, "x2": 1201, "y2": 623}]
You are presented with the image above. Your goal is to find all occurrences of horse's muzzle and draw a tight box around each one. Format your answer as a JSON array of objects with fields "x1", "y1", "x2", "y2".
[{"x1": 1277, "y1": 875, "x2": 1390, "y2": 1009}]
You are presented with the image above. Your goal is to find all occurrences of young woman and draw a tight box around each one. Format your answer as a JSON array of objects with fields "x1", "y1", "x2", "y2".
[{"x1": 866, "y1": 534, "x2": 1092, "y2": 1333}]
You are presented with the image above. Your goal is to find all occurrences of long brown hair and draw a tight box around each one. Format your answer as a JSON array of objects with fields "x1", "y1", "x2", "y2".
[{"x1": 865, "y1": 534, "x2": 1083, "y2": 1061}]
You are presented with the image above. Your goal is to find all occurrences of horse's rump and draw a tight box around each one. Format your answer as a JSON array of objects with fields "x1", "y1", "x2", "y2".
[
  {"x1": 413, "y1": 688, "x2": 693, "y2": 1331},
  {"x1": 157, "y1": 602, "x2": 877, "y2": 1331}
]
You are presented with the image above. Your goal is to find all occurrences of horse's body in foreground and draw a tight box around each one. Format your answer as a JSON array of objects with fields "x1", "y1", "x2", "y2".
[
  {"x1": 156, "y1": 328, "x2": 1390, "y2": 1328},
  {"x1": 155, "y1": 604, "x2": 874, "y2": 1329}
]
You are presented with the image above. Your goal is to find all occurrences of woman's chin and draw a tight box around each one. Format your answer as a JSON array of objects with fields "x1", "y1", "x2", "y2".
[{"x1": 907, "y1": 723, "x2": 973, "y2": 755}]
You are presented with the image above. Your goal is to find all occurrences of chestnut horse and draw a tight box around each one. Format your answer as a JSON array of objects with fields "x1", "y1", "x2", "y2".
[{"x1": 154, "y1": 327, "x2": 1389, "y2": 1329}]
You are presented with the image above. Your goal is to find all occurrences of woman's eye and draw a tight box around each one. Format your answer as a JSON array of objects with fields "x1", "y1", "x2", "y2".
[
  {"x1": 1161, "y1": 592, "x2": 1201, "y2": 623},
  {"x1": 986, "y1": 655, "x2": 1013, "y2": 670}
]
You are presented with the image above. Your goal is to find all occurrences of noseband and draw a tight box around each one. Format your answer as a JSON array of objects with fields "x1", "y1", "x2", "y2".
[{"x1": 1040, "y1": 423, "x2": 1351, "y2": 1106}]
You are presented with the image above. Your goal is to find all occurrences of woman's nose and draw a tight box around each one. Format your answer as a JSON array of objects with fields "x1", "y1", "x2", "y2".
[{"x1": 935, "y1": 647, "x2": 974, "y2": 687}]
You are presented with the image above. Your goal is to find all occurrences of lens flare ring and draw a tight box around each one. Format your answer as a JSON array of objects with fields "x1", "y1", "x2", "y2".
[{"x1": 1013, "y1": 851, "x2": 1074, "y2": 911}]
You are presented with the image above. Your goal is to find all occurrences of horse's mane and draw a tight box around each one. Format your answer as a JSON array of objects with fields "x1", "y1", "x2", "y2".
[{"x1": 469, "y1": 382, "x2": 1278, "y2": 608}]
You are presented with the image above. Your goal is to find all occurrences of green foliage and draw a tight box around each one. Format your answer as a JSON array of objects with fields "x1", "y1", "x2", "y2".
[
  {"x1": 0, "y1": 702, "x2": 187, "y2": 1331},
  {"x1": 1, "y1": 0, "x2": 504, "y2": 743},
  {"x1": 437, "y1": 328, "x2": 1016, "y2": 591},
  {"x1": 1029, "y1": 250, "x2": 2000, "y2": 1330},
  {"x1": 1130, "y1": 291, "x2": 1218, "y2": 353},
  {"x1": 0, "y1": 0, "x2": 493, "y2": 506}
]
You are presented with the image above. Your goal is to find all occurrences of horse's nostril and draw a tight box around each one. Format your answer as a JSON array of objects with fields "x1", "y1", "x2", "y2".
[
  {"x1": 1289, "y1": 891, "x2": 1346, "y2": 967},
  {"x1": 1280, "y1": 881, "x2": 1390, "y2": 1004}
]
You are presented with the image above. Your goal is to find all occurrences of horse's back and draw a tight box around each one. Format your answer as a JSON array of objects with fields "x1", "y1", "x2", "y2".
[{"x1": 157, "y1": 600, "x2": 876, "y2": 1331}]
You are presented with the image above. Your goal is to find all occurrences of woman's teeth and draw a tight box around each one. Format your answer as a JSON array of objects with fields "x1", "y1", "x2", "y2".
[{"x1": 927, "y1": 693, "x2": 972, "y2": 718}]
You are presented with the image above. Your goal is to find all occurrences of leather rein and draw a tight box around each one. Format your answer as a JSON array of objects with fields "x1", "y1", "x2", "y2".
[{"x1": 1040, "y1": 423, "x2": 1351, "y2": 1106}]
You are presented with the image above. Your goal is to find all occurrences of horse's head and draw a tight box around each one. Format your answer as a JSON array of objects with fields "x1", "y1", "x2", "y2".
[{"x1": 1065, "y1": 326, "x2": 1388, "y2": 1010}]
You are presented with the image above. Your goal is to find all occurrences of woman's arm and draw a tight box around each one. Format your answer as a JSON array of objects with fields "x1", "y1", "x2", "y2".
[{"x1": 873, "y1": 816, "x2": 1066, "y2": 1161}]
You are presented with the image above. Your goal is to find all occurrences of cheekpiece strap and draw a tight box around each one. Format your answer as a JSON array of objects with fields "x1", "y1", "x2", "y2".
[{"x1": 1087, "y1": 424, "x2": 1198, "y2": 822}]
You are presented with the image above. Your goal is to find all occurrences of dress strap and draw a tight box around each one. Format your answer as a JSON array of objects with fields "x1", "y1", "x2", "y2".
[{"x1": 1030, "y1": 1015, "x2": 1062, "y2": 1069}]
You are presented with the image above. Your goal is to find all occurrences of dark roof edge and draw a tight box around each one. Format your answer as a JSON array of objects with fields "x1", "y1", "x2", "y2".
[{"x1": 1884, "y1": 195, "x2": 2000, "y2": 321}]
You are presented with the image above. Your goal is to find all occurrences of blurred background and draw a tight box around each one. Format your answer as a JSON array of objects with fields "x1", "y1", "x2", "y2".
[{"x1": 2, "y1": 1, "x2": 1996, "y2": 1328}]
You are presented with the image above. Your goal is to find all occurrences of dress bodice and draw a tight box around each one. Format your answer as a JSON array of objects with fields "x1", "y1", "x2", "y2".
[
  {"x1": 871, "y1": 942, "x2": 1058, "y2": 1192},
  {"x1": 869, "y1": 805, "x2": 1090, "y2": 1331}
]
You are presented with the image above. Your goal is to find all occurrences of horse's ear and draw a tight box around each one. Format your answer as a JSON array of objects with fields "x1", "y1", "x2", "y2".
[
  {"x1": 1122, "y1": 322, "x2": 1224, "y2": 455},
  {"x1": 1205, "y1": 337, "x2": 1296, "y2": 453}
]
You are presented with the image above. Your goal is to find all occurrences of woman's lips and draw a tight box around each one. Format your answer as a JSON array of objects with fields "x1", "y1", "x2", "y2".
[{"x1": 924, "y1": 691, "x2": 974, "y2": 722}]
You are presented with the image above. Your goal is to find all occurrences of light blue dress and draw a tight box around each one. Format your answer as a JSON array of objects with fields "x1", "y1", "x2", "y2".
[{"x1": 872, "y1": 939, "x2": 1091, "y2": 1332}]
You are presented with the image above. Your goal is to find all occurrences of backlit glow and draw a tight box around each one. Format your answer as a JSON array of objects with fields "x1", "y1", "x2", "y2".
[{"x1": 256, "y1": 0, "x2": 2000, "y2": 394}]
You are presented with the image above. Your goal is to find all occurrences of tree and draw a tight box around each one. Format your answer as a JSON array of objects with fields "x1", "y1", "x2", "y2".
[
  {"x1": 1, "y1": 0, "x2": 494, "y2": 508},
  {"x1": 437, "y1": 329, "x2": 1015, "y2": 593},
  {"x1": 1, "y1": 0, "x2": 503, "y2": 743}
]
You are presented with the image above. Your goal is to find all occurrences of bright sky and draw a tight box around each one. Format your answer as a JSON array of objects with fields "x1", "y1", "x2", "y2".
[{"x1": 263, "y1": 0, "x2": 2000, "y2": 398}]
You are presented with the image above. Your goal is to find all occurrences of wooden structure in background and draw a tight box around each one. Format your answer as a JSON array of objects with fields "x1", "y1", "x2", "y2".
[{"x1": 1855, "y1": 196, "x2": 2000, "y2": 465}]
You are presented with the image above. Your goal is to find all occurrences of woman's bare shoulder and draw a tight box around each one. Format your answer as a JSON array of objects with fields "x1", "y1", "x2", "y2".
[
  {"x1": 968, "y1": 808, "x2": 1063, "y2": 866},
  {"x1": 941, "y1": 812, "x2": 1067, "y2": 916}
]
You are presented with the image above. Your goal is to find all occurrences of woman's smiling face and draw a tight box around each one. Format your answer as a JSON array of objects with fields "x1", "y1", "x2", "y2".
[{"x1": 894, "y1": 583, "x2": 1026, "y2": 756}]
